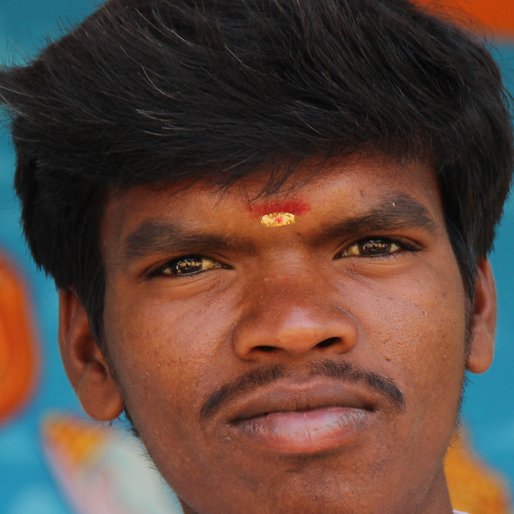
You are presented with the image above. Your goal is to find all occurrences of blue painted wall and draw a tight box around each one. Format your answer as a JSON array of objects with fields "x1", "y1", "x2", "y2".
[{"x1": 0, "y1": 2, "x2": 512, "y2": 513}]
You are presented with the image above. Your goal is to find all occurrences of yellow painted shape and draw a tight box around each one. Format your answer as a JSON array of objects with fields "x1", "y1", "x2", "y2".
[{"x1": 260, "y1": 212, "x2": 296, "y2": 228}]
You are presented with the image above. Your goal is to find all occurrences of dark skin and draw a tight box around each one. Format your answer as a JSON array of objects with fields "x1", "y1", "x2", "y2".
[{"x1": 58, "y1": 156, "x2": 496, "y2": 514}]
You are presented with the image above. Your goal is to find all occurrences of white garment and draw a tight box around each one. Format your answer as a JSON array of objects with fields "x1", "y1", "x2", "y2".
[{"x1": 453, "y1": 511, "x2": 470, "y2": 514}]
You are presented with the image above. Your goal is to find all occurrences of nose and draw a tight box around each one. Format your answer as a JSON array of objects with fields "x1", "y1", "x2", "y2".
[{"x1": 232, "y1": 273, "x2": 359, "y2": 362}]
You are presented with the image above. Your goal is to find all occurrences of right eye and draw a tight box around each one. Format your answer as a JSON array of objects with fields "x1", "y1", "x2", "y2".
[{"x1": 151, "y1": 255, "x2": 228, "y2": 278}]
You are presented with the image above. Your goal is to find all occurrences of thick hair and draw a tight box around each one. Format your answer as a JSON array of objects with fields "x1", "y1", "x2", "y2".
[{"x1": 0, "y1": 0, "x2": 512, "y2": 341}]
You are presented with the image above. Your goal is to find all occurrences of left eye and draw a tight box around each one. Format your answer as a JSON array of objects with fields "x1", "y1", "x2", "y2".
[
  {"x1": 153, "y1": 256, "x2": 226, "y2": 277},
  {"x1": 339, "y1": 238, "x2": 403, "y2": 257}
]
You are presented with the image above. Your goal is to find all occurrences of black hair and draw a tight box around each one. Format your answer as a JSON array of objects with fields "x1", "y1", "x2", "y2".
[{"x1": 0, "y1": 0, "x2": 512, "y2": 342}]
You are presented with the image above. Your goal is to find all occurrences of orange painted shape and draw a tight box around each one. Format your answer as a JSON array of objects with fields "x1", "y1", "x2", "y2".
[
  {"x1": 445, "y1": 430, "x2": 512, "y2": 513},
  {"x1": 417, "y1": 0, "x2": 514, "y2": 37},
  {"x1": 43, "y1": 415, "x2": 107, "y2": 467},
  {"x1": 0, "y1": 253, "x2": 39, "y2": 423}
]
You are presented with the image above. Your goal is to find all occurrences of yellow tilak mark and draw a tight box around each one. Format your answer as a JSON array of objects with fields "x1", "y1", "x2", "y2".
[{"x1": 260, "y1": 212, "x2": 296, "y2": 228}]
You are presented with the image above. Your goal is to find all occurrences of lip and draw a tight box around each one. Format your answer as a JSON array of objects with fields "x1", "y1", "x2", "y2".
[{"x1": 224, "y1": 379, "x2": 378, "y2": 455}]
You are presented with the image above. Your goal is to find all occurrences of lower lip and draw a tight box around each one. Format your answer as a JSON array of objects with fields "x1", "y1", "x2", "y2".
[{"x1": 231, "y1": 406, "x2": 372, "y2": 455}]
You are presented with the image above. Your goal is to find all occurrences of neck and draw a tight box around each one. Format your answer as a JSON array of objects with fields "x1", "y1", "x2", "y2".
[
  {"x1": 412, "y1": 467, "x2": 454, "y2": 514},
  {"x1": 180, "y1": 502, "x2": 198, "y2": 514}
]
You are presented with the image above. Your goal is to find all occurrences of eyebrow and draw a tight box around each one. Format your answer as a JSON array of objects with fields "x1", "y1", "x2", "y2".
[
  {"x1": 120, "y1": 193, "x2": 437, "y2": 264},
  {"x1": 121, "y1": 221, "x2": 257, "y2": 263},
  {"x1": 309, "y1": 193, "x2": 437, "y2": 247}
]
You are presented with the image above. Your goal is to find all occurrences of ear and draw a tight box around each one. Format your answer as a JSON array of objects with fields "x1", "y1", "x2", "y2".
[
  {"x1": 466, "y1": 259, "x2": 497, "y2": 374},
  {"x1": 58, "y1": 289, "x2": 123, "y2": 420}
]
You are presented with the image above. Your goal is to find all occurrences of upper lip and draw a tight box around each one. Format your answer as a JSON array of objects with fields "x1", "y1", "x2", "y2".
[{"x1": 225, "y1": 378, "x2": 379, "y2": 424}]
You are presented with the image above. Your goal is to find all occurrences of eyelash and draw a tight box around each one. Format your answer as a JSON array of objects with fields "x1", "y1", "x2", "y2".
[
  {"x1": 336, "y1": 237, "x2": 420, "y2": 259},
  {"x1": 147, "y1": 237, "x2": 418, "y2": 279},
  {"x1": 148, "y1": 255, "x2": 230, "y2": 279}
]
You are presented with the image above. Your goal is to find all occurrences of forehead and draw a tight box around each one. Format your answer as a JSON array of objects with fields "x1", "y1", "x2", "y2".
[{"x1": 102, "y1": 156, "x2": 442, "y2": 235}]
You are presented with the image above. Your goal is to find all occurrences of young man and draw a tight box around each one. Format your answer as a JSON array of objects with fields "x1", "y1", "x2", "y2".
[{"x1": 1, "y1": 1, "x2": 512, "y2": 513}]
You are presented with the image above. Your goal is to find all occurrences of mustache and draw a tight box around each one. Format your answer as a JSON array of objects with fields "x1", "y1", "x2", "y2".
[{"x1": 200, "y1": 360, "x2": 405, "y2": 423}]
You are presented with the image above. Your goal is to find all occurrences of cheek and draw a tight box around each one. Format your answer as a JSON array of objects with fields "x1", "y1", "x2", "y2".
[
  {"x1": 101, "y1": 289, "x2": 252, "y2": 496},
  {"x1": 349, "y1": 257, "x2": 467, "y2": 405},
  {"x1": 342, "y1": 256, "x2": 467, "y2": 476},
  {"x1": 102, "y1": 287, "x2": 237, "y2": 421}
]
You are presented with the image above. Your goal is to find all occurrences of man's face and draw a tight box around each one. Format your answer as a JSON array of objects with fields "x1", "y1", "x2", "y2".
[{"x1": 98, "y1": 157, "x2": 471, "y2": 513}]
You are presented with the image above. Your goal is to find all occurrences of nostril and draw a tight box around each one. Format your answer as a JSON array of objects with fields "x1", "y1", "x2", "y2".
[
  {"x1": 256, "y1": 345, "x2": 277, "y2": 353},
  {"x1": 317, "y1": 337, "x2": 341, "y2": 349}
]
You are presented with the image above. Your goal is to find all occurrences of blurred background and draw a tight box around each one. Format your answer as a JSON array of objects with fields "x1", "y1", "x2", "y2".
[{"x1": 0, "y1": 1, "x2": 512, "y2": 513}]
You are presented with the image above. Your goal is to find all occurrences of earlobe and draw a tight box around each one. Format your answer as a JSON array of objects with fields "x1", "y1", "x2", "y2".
[
  {"x1": 466, "y1": 259, "x2": 497, "y2": 374},
  {"x1": 58, "y1": 289, "x2": 123, "y2": 421}
]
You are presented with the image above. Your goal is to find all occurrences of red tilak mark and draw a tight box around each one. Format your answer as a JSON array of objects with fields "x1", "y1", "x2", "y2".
[{"x1": 249, "y1": 199, "x2": 311, "y2": 217}]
